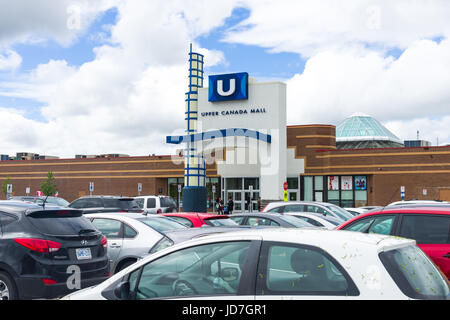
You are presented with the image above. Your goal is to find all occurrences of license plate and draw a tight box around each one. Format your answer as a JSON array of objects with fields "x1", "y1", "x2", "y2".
[{"x1": 76, "y1": 248, "x2": 92, "y2": 260}]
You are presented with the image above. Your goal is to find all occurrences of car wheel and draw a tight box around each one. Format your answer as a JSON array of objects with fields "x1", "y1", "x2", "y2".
[{"x1": 0, "y1": 272, "x2": 18, "y2": 300}]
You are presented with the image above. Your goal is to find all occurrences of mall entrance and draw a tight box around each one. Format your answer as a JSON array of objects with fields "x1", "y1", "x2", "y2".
[{"x1": 222, "y1": 177, "x2": 260, "y2": 213}]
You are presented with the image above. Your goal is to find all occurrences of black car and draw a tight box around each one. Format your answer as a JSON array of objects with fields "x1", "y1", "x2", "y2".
[
  {"x1": 0, "y1": 201, "x2": 109, "y2": 300},
  {"x1": 229, "y1": 212, "x2": 314, "y2": 228},
  {"x1": 69, "y1": 196, "x2": 142, "y2": 215}
]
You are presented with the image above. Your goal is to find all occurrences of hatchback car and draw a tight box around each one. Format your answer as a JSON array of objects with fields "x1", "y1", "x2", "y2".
[
  {"x1": 87, "y1": 213, "x2": 245, "y2": 275},
  {"x1": 69, "y1": 196, "x2": 142, "y2": 214},
  {"x1": 282, "y1": 212, "x2": 341, "y2": 229},
  {"x1": 134, "y1": 195, "x2": 177, "y2": 214},
  {"x1": 0, "y1": 201, "x2": 109, "y2": 300},
  {"x1": 229, "y1": 213, "x2": 314, "y2": 228},
  {"x1": 262, "y1": 201, "x2": 354, "y2": 222},
  {"x1": 337, "y1": 206, "x2": 450, "y2": 279},
  {"x1": 62, "y1": 228, "x2": 449, "y2": 300},
  {"x1": 161, "y1": 212, "x2": 239, "y2": 228}
]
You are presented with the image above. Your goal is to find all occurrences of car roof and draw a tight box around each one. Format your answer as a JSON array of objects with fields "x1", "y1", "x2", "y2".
[
  {"x1": 284, "y1": 211, "x2": 342, "y2": 223},
  {"x1": 0, "y1": 200, "x2": 75, "y2": 215},
  {"x1": 231, "y1": 212, "x2": 284, "y2": 218},
  {"x1": 86, "y1": 212, "x2": 153, "y2": 220},
  {"x1": 162, "y1": 212, "x2": 229, "y2": 219},
  {"x1": 164, "y1": 228, "x2": 416, "y2": 253}
]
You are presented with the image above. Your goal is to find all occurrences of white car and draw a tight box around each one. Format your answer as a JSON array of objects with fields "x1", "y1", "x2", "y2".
[
  {"x1": 61, "y1": 228, "x2": 449, "y2": 300},
  {"x1": 282, "y1": 212, "x2": 341, "y2": 229},
  {"x1": 262, "y1": 201, "x2": 354, "y2": 222},
  {"x1": 134, "y1": 195, "x2": 178, "y2": 214}
]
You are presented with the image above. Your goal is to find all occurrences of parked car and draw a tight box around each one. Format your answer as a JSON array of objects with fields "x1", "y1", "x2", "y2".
[
  {"x1": 0, "y1": 201, "x2": 109, "y2": 300},
  {"x1": 161, "y1": 212, "x2": 239, "y2": 228},
  {"x1": 229, "y1": 212, "x2": 314, "y2": 228},
  {"x1": 87, "y1": 213, "x2": 245, "y2": 275},
  {"x1": 282, "y1": 212, "x2": 342, "y2": 229},
  {"x1": 337, "y1": 206, "x2": 450, "y2": 279},
  {"x1": 388, "y1": 200, "x2": 449, "y2": 206},
  {"x1": 69, "y1": 196, "x2": 142, "y2": 214},
  {"x1": 134, "y1": 195, "x2": 177, "y2": 214},
  {"x1": 344, "y1": 207, "x2": 370, "y2": 216},
  {"x1": 61, "y1": 228, "x2": 449, "y2": 300},
  {"x1": 262, "y1": 201, "x2": 354, "y2": 222},
  {"x1": 10, "y1": 195, "x2": 70, "y2": 207}
]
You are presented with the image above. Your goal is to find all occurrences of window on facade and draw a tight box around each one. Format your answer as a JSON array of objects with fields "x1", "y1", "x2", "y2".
[
  {"x1": 287, "y1": 177, "x2": 299, "y2": 190},
  {"x1": 226, "y1": 178, "x2": 242, "y2": 190},
  {"x1": 304, "y1": 177, "x2": 313, "y2": 201}
]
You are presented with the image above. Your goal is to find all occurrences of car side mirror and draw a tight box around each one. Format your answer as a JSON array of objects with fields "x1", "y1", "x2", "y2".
[
  {"x1": 220, "y1": 267, "x2": 239, "y2": 282},
  {"x1": 114, "y1": 281, "x2": 130, "y2": 300}
]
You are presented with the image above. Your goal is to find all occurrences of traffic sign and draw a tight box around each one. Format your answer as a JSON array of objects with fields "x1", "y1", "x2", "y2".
[
  {"x1": 89, "y1": 182, "x2": 94, "y2": 193},
  {"x1": 138, "y1": 183, "x2": 142, "y2": 192},
  {"x1": 283, "y1": 182, "x2": 288, "y2": 191},
  {"x1": 6, "y1": 184, "x2": 12, "y2": 194},
  {"x1": 283, "y1": 190, "x2": 288, "y2": 201}
]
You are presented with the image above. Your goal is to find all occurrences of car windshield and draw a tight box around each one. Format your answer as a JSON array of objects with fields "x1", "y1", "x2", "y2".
[
  {"x1": 280, "y1": 215, "x2": 314, "y2": 228},
  {"x1": 324, "y1": 205, "x2": 354, "y2": 220},
  {"x1": 37, "y1": 197, "x2": 70, "y2": 207},
  {"x1": 137, "y1": 217, "x2": 187, "y2": 232},
  {"x1": 203, "y1": 218, "x2": 239, "y2": 227}
]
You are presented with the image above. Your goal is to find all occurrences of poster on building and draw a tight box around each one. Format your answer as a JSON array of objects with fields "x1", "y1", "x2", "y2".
[
  {"x1": 341, "y1": 176, "x2": 353, "y2": 190},
  {"x1": 355, "y1": 176, "x2": 367, "y2": 190},
  {"x1": 328, "y1": 176, "x2": 339, "y2": 190}
]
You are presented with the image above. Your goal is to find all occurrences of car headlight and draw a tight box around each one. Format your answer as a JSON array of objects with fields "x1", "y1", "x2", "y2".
[{"x1": 149, "y1": 236, "x2": 174, "y2": 254}]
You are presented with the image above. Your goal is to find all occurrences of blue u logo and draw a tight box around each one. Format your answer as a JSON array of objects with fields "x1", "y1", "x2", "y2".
[{"x1": 208, "y1": 72, "x2": 248, "y2": 102}]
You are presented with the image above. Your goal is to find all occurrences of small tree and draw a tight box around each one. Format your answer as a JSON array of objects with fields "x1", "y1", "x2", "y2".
[
  {"x1": 41, "y1": 171, "x2": 58, "y2": 196},
  {"x1": 1, "y1": 177, "x2": 14, "y2": 198}
]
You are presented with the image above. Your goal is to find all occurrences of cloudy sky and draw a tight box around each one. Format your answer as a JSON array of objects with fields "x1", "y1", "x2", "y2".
[{"x1": 0, "y1": 0, "x2": 449, "y2": 158}]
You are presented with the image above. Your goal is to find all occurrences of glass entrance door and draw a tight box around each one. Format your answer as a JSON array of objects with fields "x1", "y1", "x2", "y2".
[{"x1": 224, "y1": 177, "x2": 260, "y2": 213}]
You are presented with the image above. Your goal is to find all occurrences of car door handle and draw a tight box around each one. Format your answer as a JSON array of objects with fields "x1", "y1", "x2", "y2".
[{"x1": 443, "y1": 253, "x2": 450, "y2": 258}]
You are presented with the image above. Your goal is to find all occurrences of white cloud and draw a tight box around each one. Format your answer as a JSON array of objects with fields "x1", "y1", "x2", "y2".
[
  {"x1": 0, "y1": 49, "x2": 22, "y2": 71},
  {"x1": 1, "y1": 0, "x2": 450, "y2": 158},
  {"x1": 226, "y1": 0, "x2": 450, "y2": 57},
  {"x1": 0, "y1": 0, "x2": 118, "y2": 47},
  {"x1": 285, "y1": 38, "x2": 450, "y2": 143}
]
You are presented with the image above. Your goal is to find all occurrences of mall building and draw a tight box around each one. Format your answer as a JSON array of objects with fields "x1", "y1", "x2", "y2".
[{"x1": 1, "y1": 58, "x2": 450, "y2": 211}]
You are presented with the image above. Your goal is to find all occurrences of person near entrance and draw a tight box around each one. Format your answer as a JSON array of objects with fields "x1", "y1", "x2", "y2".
[
  {"x1": 246, "y1": 194, "x2": 252, "y2": 213},
  {"x1": 227, "y1": 197, "x2": 234, "y2": 215},
  {"x1": 216, "y1": 197, "x2": 224, "y2": 214}
]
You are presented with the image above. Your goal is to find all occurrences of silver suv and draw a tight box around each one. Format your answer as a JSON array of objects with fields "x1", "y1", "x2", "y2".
[
  {"x1": 134, "y1": 195, "x2": 177, "y2": 214},
  {"x1": 262, "y1": 201, "x2": 354, "y2": 222}
]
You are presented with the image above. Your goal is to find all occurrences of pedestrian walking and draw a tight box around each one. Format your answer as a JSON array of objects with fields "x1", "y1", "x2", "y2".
[{"x1": 227, "y1": 197, "x2": 234, "y2": 215}]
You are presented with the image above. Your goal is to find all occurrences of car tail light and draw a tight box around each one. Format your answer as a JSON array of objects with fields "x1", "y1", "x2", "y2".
[
  {"x1": 14, "y1": 238, "x2": 61, "y2": 253},
  {"x1": 101, "y1": 236, "x2": 107, "y2": 249},
  {"x1": 41, "y1": 278, "x2": 58, "y2": 285},
  {"x1": 157, "y1": 209, "x2": 162, "y2": 214}
]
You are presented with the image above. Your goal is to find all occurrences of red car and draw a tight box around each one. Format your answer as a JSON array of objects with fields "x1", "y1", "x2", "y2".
[
  {"x1": 160, "y1": 212, "x2": 239, "y2": 228},
  {"x1": 337, "y1": 206, "x2": 450, "y2": 279}
]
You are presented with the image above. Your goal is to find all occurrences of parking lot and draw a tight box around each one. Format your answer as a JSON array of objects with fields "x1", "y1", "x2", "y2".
[{"x1": 0, "y1": 196, "x2": 448, "y2": 301}]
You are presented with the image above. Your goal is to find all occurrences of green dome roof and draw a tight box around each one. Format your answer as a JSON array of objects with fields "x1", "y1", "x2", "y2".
[{"x1": 336, "y1": 114, "x2": 404, "y2": 149}]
